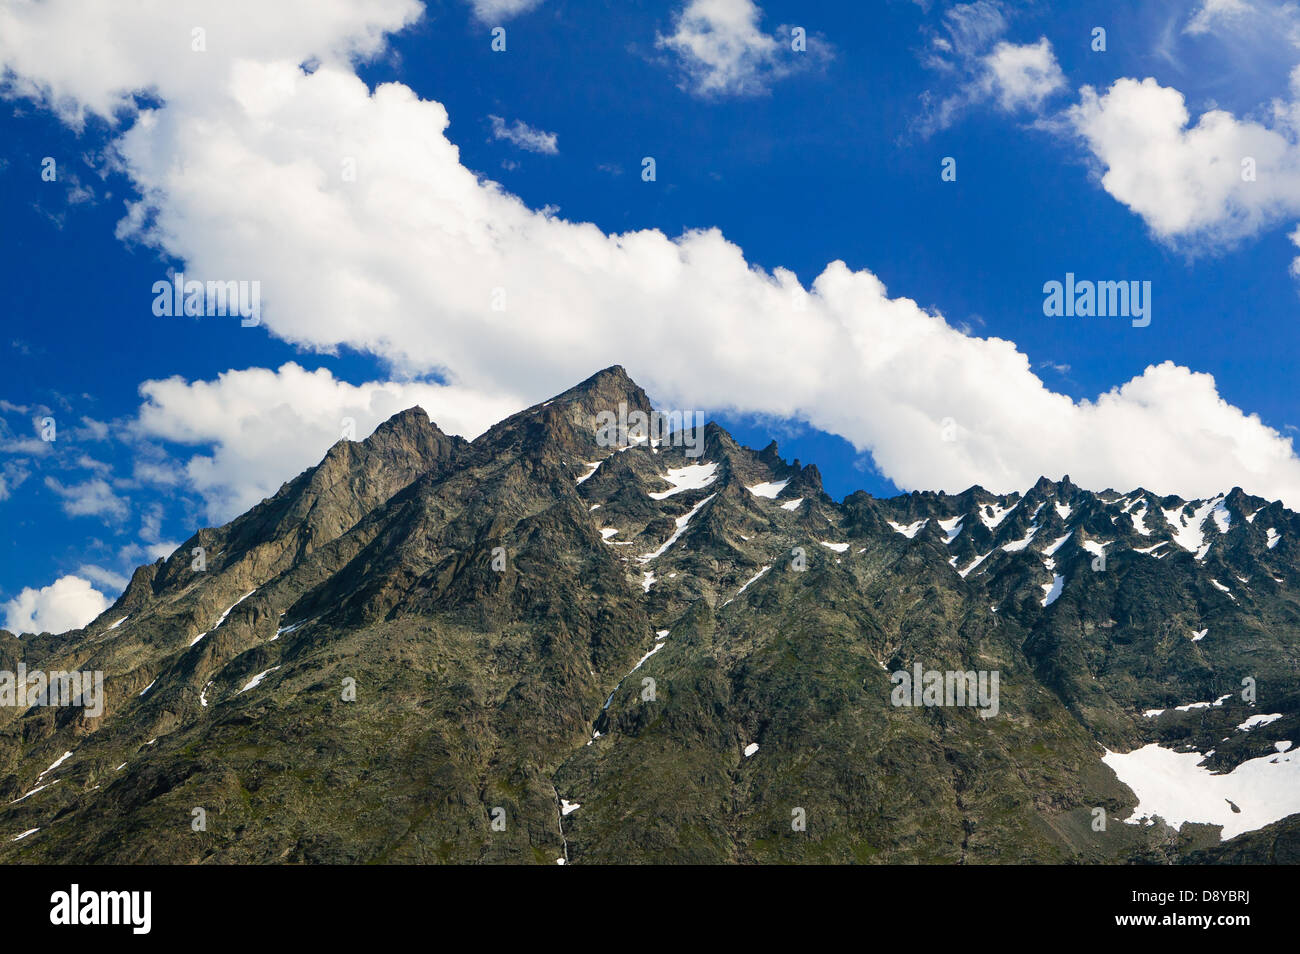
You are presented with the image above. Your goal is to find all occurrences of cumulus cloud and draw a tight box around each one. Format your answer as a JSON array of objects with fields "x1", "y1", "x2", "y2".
[
  {"x1": 489, "y1": 115, "x2": 558, "y2": 154},
  {"x1": 0, "y1": 0, "x2": 422, "y2": 124},
  {"x1": 982, "y1": 38, "x2": 1065, "y2": 111},
  {"x1": 657, "y1": 0, "x2": 811, "y2": 97},
  {"x1": 4, "y1": 0, "x2": 1300, "y2": 508},
  {"x1": 134, "y1": 363, "x2": 520, "y2": 520},
  {"x1": 914, "y1": 2, "x2": 1064, "y2": 134},
  {"x1": 1068, "y1": 75, "x2": 1300, "y2": 247},
  {"x1": 3, "y1": 575, "x2": 110, "y2": 635}
]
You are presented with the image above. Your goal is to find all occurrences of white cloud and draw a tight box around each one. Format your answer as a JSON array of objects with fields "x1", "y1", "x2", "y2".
[
  {"x1": 1290, "y1": 224, "x2": 1300, "y2": 276},
  {"x1": 134, "y1": 362, "x2": 520, "y2": 521},
  {"x1": 914, "y1": 2, "x2": 1065, "y2": 134},
  {"x1": 1068, "y1": 76, "x2": 1300, "y2": 246},
  {"x1": 0, "y1": 461, "x2": 29, "y2": 501},
  {"x1": 3, "y1": 575, "x2": 110, "y2": 635},
  {"x1": 43, "y1": 476, "x2": 129, "y2": 519},
  {"x1": 657, "y1": 0, "x2": 804, "y2": 97},
  {"x1": 1186, "y1": 0, "x2": 1253, "y2": 35},
  {"x1": 0, "y1": 0, "x2": 422, "y2": 124},
  {"x1": 74, "y1": 416, "x2": 110, "y2": 441},
  {"x1": 5, "y1": 1, "x2": 1300, "y2": 509},
  {"x1": 488, "y1": 115, "x2": 558, "y2": 154},
  {"x1": 930, "y1": 0, "x2": 1007, "y2": 65},
  {"x1": 75, "y1": 564, "x2": 130, "y2": 594},
  {"x1": 466, "y1": 0, "x2": 544, "y2": 23},
  {"x1": 0, "y1": 436, "x2": 51, "y2": 455},
  {"x1": 982, "y1": 38, "x2": 1065, "y2": 111},
  {"x1": 147, "y1": 541, "x2": 181, "y2": 561}
]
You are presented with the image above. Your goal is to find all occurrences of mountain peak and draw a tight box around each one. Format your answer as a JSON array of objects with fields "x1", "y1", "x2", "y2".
[
  {"x1": 9, "y1": 366, "x2": 1300, "y2": 866},
  {"x1": 370, "y1": 404, "x2": 432, "y2": 436},
  {"x1": 549, "y1": 365, "x2": 653, "y2": 416}
]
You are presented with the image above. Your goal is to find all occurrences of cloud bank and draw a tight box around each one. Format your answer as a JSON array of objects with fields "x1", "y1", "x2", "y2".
[
  {"x1": 3, "y1": 0, "x2": 1300, "y2": 521},
  {"x1": 3, "y1": 574, "x2": 110, "y2": 635}
]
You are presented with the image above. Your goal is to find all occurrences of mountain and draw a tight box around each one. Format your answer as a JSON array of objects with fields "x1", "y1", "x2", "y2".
[{"x1": 2, "y1": 366, "x2": 1299, "y2": 863}]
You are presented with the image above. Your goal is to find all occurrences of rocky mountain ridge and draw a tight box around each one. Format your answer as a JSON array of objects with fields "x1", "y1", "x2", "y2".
[{"x1": 2, "y1": 366, "x2": 1298, "y2": 863}]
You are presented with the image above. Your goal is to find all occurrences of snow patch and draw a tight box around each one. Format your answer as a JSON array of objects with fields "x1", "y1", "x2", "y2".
[
  {"x1": 209, "y1": 590, "x2": 257, "y2": 636},
  {"x1": 38, "y1": 751, "x2": 72, "y2": 780},
  {"x1": 1167, "y1": 694, "x2": 1232, "y2": 713},
  {"x1": 1129, "y1": 503, "x2": 1152, "y2": 536},
  {"x1": 957, "y1": 551, "x2": 992, "y2": 579},
  {"x1": 1210, "y1": 579, "x2": 1237, "y2": 601},
  {"x1": 9, "y1": 779, "x2": 60, "y2": 804},
  {"x1": 1238, "y1": 713, "x2": 1283, "y2": 731},
  {"x1": 1081, "y1": 539, "x2": 1109, "y2": 558},
  {"x1": 1103, "y1": 742, "x2": 1300, "y2": 841},
  {"x1": 648, "y1": 462, "x2": 718, "y2": 500},
  {"x1": 1211, "y1": 499, "x2": 1232, "y2": 534},
  {"x1": 937, "y1": 515, "x2": 964, "y2": 544},
  {"x1": 887, "y1": 518, "x2": 928, "y2": 539},
  {"x1": 1162, "y1": 497, "x2": 1223, "y2": 558},
  {"x1": 1001, "y1": 524, "x2": 1039, "y2": 552},
  {"x1": 978, "y1": 501, "x2": 1017, "y2": 530},
  {"x1": 1042, "y1": 532, "x2": 1072, "y2": 557},
  {"x1": 1040, "y1": 574, "x2": 1065, "y2": 607},
  {"x1": 745, "y1": 479, "x2": 789, "y2": 499},
  {"x1": 639, "y1": 494, "x2": 716, "y2": 561},
  {"x1": 722, "y1": 565, "x2": 771, "y2": 607},
  {"x1": 237, "y1": 666, "x2": 281, "y2": 695},
  {"x1": 273, "y1": 618, "x2": 310, "y2": 640}
]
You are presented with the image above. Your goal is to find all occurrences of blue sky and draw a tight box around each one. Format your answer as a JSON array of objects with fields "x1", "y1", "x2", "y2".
[{"x1": 3, "y1": 0, "x2": 1300, "y2": 632}]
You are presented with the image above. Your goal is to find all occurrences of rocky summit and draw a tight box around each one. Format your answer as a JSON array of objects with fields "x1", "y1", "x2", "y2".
[{"x1": 2, "y1": 366, "x2": 1299, "y2": 864}]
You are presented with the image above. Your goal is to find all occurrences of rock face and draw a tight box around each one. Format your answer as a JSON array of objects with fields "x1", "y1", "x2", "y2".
[{"x1": 2, "y1": 366, "x2": 1299, "y2": 863}]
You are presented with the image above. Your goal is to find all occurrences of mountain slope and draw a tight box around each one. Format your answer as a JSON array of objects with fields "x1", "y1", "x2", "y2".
[{"x1": 2, "y1": 367, "x2": 1298, "y2": 863}]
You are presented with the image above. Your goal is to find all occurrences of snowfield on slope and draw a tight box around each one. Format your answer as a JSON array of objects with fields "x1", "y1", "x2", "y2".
[
  {"x1": 648, "y1": 463, "x2": 718, "y2": 500},
  {"x1": 745, "y1": 479, "x2": 788, "y2": 499},
  {"x1": 1103, "y1": 743, "x2": 1300, "y2": 840}
]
